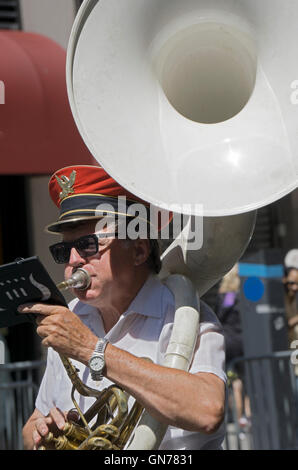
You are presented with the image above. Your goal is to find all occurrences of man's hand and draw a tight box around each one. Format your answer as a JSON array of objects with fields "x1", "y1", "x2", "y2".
[
  {"x1": 23, "y1": 407, "x2": 80, "y2": 450},
  {"x1": 33, "y1": 407, "x2": 66, "y2": 449},
  {"x1": 17, "y1": 304, "x2": 97, "y2": 364}
]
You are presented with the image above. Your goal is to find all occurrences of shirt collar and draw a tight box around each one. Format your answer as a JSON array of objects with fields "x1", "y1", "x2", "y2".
[{"x1": 122, "y1": 274, "x2": 164, "y2": 319}]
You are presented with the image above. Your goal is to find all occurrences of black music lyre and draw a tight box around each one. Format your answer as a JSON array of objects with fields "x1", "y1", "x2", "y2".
[{"x1": 0, "y1": 256, "x2": 67, "y2": 328}]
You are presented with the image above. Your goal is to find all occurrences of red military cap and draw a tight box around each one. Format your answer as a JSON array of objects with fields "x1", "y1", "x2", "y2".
[{"x1": 46, "y1": 165, "x2": 169, "y2": 234}]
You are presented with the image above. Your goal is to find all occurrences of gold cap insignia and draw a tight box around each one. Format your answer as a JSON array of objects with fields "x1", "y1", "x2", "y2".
[{"x1": 55, "y1": 170, "x2": 76, "y2": 201}]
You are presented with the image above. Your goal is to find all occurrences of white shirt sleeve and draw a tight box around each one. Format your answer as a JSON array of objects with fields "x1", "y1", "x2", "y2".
[
  {"x1": 35, "y1": 347, "x2": 57, "y2": 415},
  {"x1": 189, "y1": 329, "x2": 226, "y2": 382},
  {"x1": 158, "y1": 300, "x2": 227, "y2": 383}
]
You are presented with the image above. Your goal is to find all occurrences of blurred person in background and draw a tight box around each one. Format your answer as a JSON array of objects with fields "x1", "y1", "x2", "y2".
[
  {"x1": 283, "y1": 250, "x2": 298, "y2": 399},
  {"x1": 283, "y1": 250, "x2": 298, "y2": 347},
  {"x1": 215, "y1": 264, "x2": 251, "y2": 430}
]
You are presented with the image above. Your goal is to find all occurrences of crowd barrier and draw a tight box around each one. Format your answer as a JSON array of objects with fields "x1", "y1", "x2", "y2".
[
  {"x1": 224, "y1": 351, "x2": 298, "y2": 450},
  {"x1": 0, "y1": 360, "x2": 45, "y2": 450}
]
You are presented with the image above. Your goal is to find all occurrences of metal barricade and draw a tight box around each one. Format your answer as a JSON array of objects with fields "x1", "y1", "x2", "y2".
[
  {"x1": 224, "y1": 351, "x2": 298, "y2": 450},
  {"x1": 0, "y1": 360, "x2": 46, "y2": 450}
]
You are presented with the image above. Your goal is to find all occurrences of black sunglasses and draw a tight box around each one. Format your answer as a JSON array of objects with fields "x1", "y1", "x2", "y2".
[{"x1": 49, "y1": 233, "x2": 113, "y2": 264}]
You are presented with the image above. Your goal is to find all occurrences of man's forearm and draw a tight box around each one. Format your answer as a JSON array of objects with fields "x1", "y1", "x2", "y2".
[{"x1": 102, "y1": 343, "x2": 225, "y2": 434}]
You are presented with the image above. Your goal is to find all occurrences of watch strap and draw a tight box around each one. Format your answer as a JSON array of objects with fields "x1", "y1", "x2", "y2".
[
  {"x1": 94, "y1": 338, "x2": 109, "y2": 355},
  {"x1": 89, "y1": 338, "x2": 109, "y2": 381}
]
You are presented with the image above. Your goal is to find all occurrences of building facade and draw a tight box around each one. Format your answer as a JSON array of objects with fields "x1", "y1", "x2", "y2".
[{"x1": 0, "y1": 0, "x2": 84, "y2": 361}]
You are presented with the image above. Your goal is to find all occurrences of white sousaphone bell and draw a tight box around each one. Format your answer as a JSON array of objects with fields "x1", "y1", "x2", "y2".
[{"x1": 65, "y1": 0, "x2": 298, "y2": 449}]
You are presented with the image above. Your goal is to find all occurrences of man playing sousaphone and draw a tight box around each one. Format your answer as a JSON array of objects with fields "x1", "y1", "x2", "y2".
[{"x1": 21, "y1": 165, "x2": 226, "y2": 450}]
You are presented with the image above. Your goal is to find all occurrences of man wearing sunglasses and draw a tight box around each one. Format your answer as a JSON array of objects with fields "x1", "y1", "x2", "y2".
[{"x1": 21, "y1": 165, "x2": 226, "y2": 451}]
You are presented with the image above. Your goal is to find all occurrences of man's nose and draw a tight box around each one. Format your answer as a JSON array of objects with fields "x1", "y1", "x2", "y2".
[{"x1": 68, "y1": 247, "x2": 85, "y2": 266}]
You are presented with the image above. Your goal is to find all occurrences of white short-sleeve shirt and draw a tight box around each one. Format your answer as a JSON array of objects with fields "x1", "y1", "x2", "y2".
[{"x1": 36, "y1": 275, "x2": 226, "y2": 450}]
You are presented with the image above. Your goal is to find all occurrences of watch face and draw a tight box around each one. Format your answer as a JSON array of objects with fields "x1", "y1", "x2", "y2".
[{"x1": 90, "y1": 356, "x2": 104, "y2": 372}]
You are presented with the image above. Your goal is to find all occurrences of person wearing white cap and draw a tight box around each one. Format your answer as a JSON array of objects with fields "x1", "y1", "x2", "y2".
[{"x1": 284, "y1": 249, "x2": 298, "y2": 272}]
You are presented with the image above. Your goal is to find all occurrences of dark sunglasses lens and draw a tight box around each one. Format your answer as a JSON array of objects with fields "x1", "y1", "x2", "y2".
[
  {"x1": 76, "y1": 235, "x2": 98, "y2": 258},
  {"x1": 50, "y1": 243, "x2": 70, "y2": 264},
  {"x1": 50, "y1": 235, "x2": 99, "y2": 264}
]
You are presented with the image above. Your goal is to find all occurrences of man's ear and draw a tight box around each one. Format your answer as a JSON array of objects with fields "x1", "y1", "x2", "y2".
[{"x1": 133, "y1": 239, "x2": 151, "y2": 267}]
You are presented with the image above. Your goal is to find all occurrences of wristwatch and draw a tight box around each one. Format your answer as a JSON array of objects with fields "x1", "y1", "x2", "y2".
[{"x1": 88, "y1": 338, "x2": 109, "y2": 381}]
